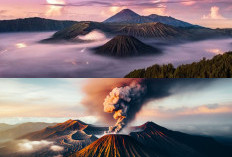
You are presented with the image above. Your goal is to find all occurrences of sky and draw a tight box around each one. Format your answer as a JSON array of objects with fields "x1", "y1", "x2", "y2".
[
  {"x1": 0, "y1": 0, "x2": 232, "y2": 28},
  {"x1": 0, "y1": 78, "x2": 232, "y2": 136}
]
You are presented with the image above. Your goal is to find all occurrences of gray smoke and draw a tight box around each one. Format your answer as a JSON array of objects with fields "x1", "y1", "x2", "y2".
[
  {"x1": 103, "y1": 81, "x2": 146, "y2": 133},
  {"x1": 82, "y1": 79, "x2": 215, "y2": 134}
]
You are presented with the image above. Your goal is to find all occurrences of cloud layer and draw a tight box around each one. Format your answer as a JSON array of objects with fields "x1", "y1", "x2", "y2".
[{"x1": 18, "y1": 139, "x2": 64, "y2": 153}]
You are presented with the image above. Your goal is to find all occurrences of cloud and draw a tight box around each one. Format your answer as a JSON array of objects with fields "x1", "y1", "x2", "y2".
[
  {"x1": 18, "y1": 140, "x2": 53, "y2": 152},
  {"x1": 46, "y1": 0, "x2": 66, "y2": 17},
  {"x1": 202, "y1": 6, "x2": 226, "y2": 19},
  {"x1": 18, "y1": 139, "x2": 64, "y2": 153},
  {"x1": 205, "y1": 48, "x2": 223, "y2": 54},
  {"x1": 44, "y1": 0, "x2": 201, "y2": 8},
  {"x1": 138, "y1": 103, "x2": 232, "y2": 119},
  {"x1": 77, "y1": 30, "x2": 106, "y2": 41},
  {"x1": 50, "y1": 145, "x2": 64, "y2": 151},
  {"x1": 142, "y1": 5, "x2": 167, "y2": 15},
  {"x1": 180, "y1": 104, "x2": 232, "y2": 115},
  {"x1": 0, "y1": 10, "x2": 7, "y2": 14},
  {"x1": 109, "y1": 6, "x2": 126, "y2": 14},
  {"x1": 181, "y1": 1, "x2": 196, "y2": 6}
]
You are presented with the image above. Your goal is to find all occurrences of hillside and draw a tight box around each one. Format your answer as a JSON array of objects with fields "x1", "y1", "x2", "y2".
[
  {"x1": 71, "y1": 134, "x2": 159, "y2": 157},
  {"x1": 0, "y1": 122, "x2": 56, "y2": 141},
  {"x1": 104, "y1": 9, "x2": 199, "y2": 28},
  {"x1": 125, "y1": 51, "x2": 232, "y2": 78},
  {"x1": 0, "y1": 17, "x2": 77, "y2": 32},
  {"x1": 130, "y1": 122, "x2": 231, "y2": 157},
  {"x1": 19, "y1": 119, "x2": 108, "y2": 156},
  {"x1": 0, "y1": 123, "x2": 14, "y2": 132},
  {"x1": 116, "y1": 22, "x2": 181, "y2": 38},
  {"x1": 20, "y1": 119, "x2": 107, "y2": 140},
  {"x1": 94, "y1": 35, "x2": 161, "y2": 57}
]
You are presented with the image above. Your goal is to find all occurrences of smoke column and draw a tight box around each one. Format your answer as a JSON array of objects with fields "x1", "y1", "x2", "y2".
[
  {"x1": 103, "y1": 81, "x2": 146, "y2": 133},
  {"x1": 81, "y1": 79, "x2": 214, "y2": 133}
]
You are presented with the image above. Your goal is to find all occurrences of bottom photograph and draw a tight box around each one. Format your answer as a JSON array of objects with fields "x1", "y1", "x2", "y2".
[{"x1": 0, "y1": 78, "x2": 232, "y2": 157}]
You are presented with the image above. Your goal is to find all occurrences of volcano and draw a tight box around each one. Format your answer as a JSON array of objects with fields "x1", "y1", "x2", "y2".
[
  {"x1": 94, "y1": 35, "x2": 160, "y2": 57},
  {"x1": 70, "y1": 134, "x2": 159, "y2": 157},
  {"x1": 104, "y1": 9, "x2": 199, "y2": 27},
  {"x1": 104, "y1": 9, "x2": 152, "y2": 24},
  {"x1": 130, "y1": 122, "x2": 232, "y2": 157}
]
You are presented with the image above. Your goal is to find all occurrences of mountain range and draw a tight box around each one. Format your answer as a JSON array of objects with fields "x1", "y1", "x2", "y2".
[
  {"x1": 0, "y1": 17, "x2": 77, "y2": 32},
  {"x1": 0, "y1": 120, "x2": 231, "y2": 157},
  {"x1": 47, "y1": 21, "x2": 185, "y2": 41},
  {"x1": 45, "y1": 9, "x2": 232, "y2": 42},
  {"x1": 104, "y1": 9, "x2": 200, "y2": 28}
]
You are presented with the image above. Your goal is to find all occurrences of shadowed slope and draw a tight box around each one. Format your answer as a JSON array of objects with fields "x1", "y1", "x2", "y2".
[
  {"x1": 130, "y1": 122, "x2": 232, "y2": 157},
  {"x1": 94, "y1": 35, "x2": 160, "y2": 57},
  {"x1": 71, "y1": 134, "x2": 159, "y2": 157},
  {"x1": 117, "y1": 22, "x2": 180, "y2": 38}
]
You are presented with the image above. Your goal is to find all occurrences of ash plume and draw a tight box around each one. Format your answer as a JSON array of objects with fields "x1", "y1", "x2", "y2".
[
  {"x1": 103, "y1": 81, "x2": 147, "y2": 133},
  {"x1": 81, "y1": 79, "x2": 214, "y2": 133}
]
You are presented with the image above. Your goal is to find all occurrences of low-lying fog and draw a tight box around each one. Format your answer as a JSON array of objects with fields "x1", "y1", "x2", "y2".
[{"x1": 0, "y1": 32, "x2": 232, "y2": 77}]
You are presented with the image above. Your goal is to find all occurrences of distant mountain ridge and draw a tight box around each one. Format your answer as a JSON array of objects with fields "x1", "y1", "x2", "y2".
[
  {"x1": 104, "y1": 9, "x2": 200, "y2": 28},
  {"x1": 0, "y1": 17, "x2": 77, "y2": 32},
  {"x1": 0, "y1": 122, "x2": 56, "y2": 141}
]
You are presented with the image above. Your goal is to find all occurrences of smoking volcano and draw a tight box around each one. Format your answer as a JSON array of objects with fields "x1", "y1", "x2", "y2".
[{"x1": 103, "y1": 81, "x2": 147, "y2": 133}]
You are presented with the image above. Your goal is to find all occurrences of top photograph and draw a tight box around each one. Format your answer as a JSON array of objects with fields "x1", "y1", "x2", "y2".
[{"x1": 0, "y1": 0, "x2": 232, "y2": 78}]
